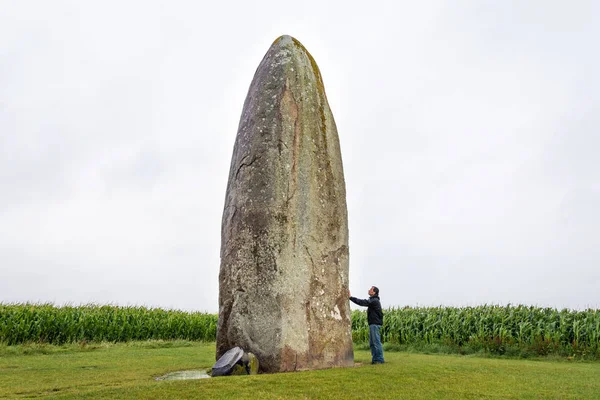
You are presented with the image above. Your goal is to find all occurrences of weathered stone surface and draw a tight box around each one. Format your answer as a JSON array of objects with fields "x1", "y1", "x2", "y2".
[{"x1": 217, "y1": 35, "x2": 353, "y2": 373}]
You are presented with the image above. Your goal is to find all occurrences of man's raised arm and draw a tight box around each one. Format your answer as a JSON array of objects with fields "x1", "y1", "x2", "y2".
[{"x1": 349, "y1": 295, "x2": 370, "y2": 307}]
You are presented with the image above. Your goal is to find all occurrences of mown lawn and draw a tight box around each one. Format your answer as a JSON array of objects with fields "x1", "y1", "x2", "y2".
[{"x1": 1, "y1": 341, "x2": 599, "y2": 399}]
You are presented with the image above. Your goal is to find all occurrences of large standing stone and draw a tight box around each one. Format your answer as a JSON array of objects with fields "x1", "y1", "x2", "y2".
[{"x1": 217, "y1": 35, "x2": 353, "y2": 373}]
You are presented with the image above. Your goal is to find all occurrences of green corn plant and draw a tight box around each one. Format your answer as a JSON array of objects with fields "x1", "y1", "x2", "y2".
[{"x1": 1, "y1": 303, "x2": 598, "y2": 359}]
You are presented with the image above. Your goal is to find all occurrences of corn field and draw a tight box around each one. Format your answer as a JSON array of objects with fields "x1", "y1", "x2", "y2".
[
  {"x1": 0, "y1": 304, "x2": 217, "y2": 345},
  {"x1": 353, "y1": 305, "x2": 600, "y2": 356},
  {"x1": 2, "y1": 304, "x2": 599, "y2": 358}
]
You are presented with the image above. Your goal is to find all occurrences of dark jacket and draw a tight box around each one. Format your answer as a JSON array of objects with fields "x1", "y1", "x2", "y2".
[{"x1": 349, "y1": 295, "x2": 383, "y2": 326}]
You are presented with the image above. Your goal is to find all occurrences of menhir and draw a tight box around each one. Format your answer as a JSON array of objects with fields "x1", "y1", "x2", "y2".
[{"x1": 217, "y1": 35, "x2": 353, "y2": 373}]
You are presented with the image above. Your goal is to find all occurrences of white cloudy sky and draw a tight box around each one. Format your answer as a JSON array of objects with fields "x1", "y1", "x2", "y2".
[{"x1": 1, "y1": 1, "x2": 598, "y2": 312}]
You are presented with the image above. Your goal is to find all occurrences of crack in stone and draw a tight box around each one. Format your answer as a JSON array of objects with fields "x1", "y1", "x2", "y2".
[
  {"x1": 286, "y1": 185, "x2": 297, "y2": 205},
  {"x1": 278, "y1": 139, "x2": 288, "y2": 154},
  {"x1": 235, "y1": 154, "x2": 262, "y2": 180},
  {"x1": 304, "y1": 245, "x2": 315, "y2": 272}
]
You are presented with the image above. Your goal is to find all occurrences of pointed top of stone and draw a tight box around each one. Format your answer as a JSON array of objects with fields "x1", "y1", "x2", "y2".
[
  {"x1": 259, "y1": 35, "x2": 325, "y2": 100},
  {"x1": 272, "y1": 34, "x2": 294, "y2": 45}
]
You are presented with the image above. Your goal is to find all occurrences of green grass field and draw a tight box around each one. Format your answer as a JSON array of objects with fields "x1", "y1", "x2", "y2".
[{"x1": 1, "y1": 341, "x2": 599, "y2": 399}]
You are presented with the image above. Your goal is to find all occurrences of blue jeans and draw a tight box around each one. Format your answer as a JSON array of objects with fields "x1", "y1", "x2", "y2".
[{"x1": 369, "y1": 324, "x2": 384, "y2": 363}]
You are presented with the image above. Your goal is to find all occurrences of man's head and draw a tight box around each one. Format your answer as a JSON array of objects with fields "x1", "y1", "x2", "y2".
[{"x1": 368, "y1": 286, "x2": 379, "y2": 297}]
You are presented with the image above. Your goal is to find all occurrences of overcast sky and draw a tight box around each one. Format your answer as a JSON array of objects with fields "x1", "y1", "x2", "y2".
[{"x1": 1, "y1": 1, "x2": 598, "y2": 312}]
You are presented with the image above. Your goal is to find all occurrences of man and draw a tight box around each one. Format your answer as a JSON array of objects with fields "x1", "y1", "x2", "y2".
[{"x1": 349, "y1": 286, "x2": 384, "y2": 364}]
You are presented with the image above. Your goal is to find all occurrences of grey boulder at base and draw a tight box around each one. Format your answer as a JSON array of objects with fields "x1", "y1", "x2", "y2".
[
  {"x1": 211, "y1": 347, "x2": 259, "y2": 377},
  {"x1": 217, "y1": 35, "x2": 353, "y2": 373}
]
